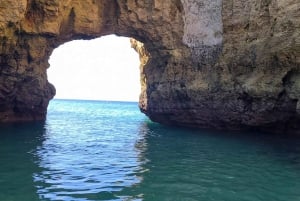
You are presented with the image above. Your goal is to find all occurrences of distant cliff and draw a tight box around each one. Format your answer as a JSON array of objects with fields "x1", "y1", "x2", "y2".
[{"x1": 0, "y1": 0, "x2": 299, "y2": 134}]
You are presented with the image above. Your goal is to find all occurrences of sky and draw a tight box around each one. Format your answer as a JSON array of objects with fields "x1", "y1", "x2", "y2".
[{"x1": 47, "y1": 35, "x2": 140, "y2": 102}]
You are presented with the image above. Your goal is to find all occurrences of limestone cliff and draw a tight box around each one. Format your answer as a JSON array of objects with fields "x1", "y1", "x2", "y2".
[{"x1": 0, "y1": 0, "x2": 299, "y2": 134}]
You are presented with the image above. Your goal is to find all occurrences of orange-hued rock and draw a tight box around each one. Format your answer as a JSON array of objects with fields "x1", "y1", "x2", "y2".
[{"x1": 0, "y1": 0, "x2": 299, "y2": 134}]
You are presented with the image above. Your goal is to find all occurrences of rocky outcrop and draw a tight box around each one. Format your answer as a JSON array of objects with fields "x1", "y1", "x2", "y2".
[{"x1": 0, "y1": 0, "x2": 299, "y2": 134}]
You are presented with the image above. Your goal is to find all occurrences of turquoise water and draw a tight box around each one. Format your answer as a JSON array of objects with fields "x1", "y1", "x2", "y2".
[{"x1": 0, "y1": 99, "x2": 300, "y2": 201}]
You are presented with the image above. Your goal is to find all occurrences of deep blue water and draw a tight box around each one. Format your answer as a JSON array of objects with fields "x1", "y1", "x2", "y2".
[{"x1": 0, "y1": 99, "x2": 300, "y2": 201}]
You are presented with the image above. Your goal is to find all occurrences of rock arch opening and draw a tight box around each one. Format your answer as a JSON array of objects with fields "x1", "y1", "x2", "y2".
[
  {"x1": 47, "y1": 35, "x2": 141, "y2": 102},
  {"x1": 0, "y1": 0, "x2": 183, "y2": 124}
]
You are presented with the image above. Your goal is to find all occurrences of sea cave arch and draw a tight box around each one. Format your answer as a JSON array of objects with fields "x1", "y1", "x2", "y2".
[
  {"x1": 0, "y1": 0, "x2": 186, "y2": 123},
  {"x1": 0, "y1": 0, "x2": 299, "y2": 134}
]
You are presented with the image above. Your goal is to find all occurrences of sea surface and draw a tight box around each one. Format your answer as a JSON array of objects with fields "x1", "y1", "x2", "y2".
[{"x1": 0, "y1": 99, "x2": 300, "y2": 201}]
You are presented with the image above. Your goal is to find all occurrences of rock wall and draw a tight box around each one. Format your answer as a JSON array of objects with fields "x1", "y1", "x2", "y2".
[{"x1": 0, "y1": 0, "x2": 299, "y2": 134}]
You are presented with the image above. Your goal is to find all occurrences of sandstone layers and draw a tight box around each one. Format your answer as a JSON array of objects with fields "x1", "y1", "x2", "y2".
[{"x1": 0, "y1": 0, "x2": 299, "y2": 134}]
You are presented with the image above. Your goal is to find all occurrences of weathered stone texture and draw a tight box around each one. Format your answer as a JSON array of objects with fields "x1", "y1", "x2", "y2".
[{"x1": 0, "y1": 0, "x2": 299, "y2": 134}]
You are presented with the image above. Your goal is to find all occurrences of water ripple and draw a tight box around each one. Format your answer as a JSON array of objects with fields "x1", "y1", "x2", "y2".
[{"x1": 1, "y1": 100, "x2": 300, "y2": 201}]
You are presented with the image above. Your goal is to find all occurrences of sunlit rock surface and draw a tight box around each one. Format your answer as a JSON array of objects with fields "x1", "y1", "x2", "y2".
[{"x1": 0, "y1": 0, "x2": 299, "y2": 134}]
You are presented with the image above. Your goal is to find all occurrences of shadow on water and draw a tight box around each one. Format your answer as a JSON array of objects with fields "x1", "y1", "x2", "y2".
[
  {"x1": 0, "y1": 122, "x2": 46, "y2": 201},
  {"x1": 1, "y1": 117, "x2": 300, "y2": 201},
  {"x1": 118, "y1": 121, "x2": 300, "y2": 201}
]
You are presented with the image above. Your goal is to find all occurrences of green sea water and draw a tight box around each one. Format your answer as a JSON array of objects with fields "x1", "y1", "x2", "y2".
[{"x1": 0, "y1": 99, "x2": 300, "y2": 201}]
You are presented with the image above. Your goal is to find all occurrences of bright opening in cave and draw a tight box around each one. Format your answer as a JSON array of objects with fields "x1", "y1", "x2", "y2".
[{"x1": 47, "y1": 35, "x2": 140, "y2": 102}]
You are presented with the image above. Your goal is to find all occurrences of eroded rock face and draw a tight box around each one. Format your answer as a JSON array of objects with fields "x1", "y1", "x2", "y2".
[{"x1": 0, "y1": 0, "x2": 299, "y2": 134}]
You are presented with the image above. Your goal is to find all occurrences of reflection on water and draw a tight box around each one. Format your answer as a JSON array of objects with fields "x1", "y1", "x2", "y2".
[
  {"x1": 33, "y1": 101, "x2": 149, "y2": 201},
  {"x1": 0, "y1": 100, "x2": 300, "y2": 201},
  {"x1": 33, "y1": 132, "x2": 148, "y2": 201}
]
